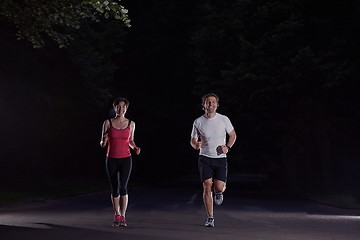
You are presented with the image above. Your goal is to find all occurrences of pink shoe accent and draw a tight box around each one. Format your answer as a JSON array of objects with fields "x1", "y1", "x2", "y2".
[
  {"x1": 119, "y1": 216, "x2": 127, "y2": 227},
  {"x1": 113, "y1": 214, "x2": 121, "y2": 227}
]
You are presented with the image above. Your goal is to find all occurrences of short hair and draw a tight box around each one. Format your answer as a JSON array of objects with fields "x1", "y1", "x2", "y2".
[
  {"x1": 113, "y1": 97, "x2": 130, "y2": 108},
  {"x1": 201, "y1": 93, "x2": 220, "y2": 106}
]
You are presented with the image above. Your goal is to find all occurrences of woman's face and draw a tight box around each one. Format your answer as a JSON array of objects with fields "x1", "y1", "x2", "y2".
[{"x1": 114, "y1": 101, "x2": 128, "y2": 116}]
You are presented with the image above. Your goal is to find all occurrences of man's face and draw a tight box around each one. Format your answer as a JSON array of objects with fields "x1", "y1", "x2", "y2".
[{"x1": 203, "y1": 96, "x2": 218, "y2": 113}]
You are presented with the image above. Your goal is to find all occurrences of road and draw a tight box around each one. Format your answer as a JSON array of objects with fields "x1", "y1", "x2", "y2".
[{"x1": 1, "y1": 175, "x2": 359, "y2": 240}]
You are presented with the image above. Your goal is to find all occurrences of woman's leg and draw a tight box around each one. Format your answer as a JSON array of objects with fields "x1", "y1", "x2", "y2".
[
  {"x1": 120, "y1": 195, "x2": 128, "y2": 217},
  {"x1": 119, "y1": 157, "x2": 132, "y2": 216},
  {"x1": 111, "y1": 196, "x2": 121, "y2": 215},
  {"x1": 106, "y1": 157, "x2": 121, "y2": 215}
]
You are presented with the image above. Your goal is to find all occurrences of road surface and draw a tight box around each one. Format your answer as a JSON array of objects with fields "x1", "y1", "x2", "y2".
[{"x1": 1, "y1": 175, "x2": 359, "y2": 240}]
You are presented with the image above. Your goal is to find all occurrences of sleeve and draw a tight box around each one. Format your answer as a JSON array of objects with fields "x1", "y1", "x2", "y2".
[
  {"x1": 191, "y1": 121, "x2": 199, "y2": 139},
  {"x1": 224, "y1": 116, "x2": 234, "y2": 133}
]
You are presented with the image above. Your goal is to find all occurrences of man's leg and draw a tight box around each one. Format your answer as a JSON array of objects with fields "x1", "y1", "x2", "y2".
[
  {"x1": 213, "y1": 179, "x2": 226, "y2": 193},
  {"x1": 213, "y1": 157, "x2": 227, "y2": 205},
  {"x1": 213, "y1": 179, "x2": 226, "y2": 205},
  {"x1": 202, "y1": 178, "x2": 214, "y2": 217},
  {"x1": 198, "y1": 156, "x2": 216, "y2": 227}
]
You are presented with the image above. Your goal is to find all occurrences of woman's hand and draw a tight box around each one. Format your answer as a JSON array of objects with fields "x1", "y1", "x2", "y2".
[
  {"x1": 133, "y1": 146, "x2": 141, "y2": 155},
  {"x1": 100, "y1": 135, "x2": 108, "y2": 147}
]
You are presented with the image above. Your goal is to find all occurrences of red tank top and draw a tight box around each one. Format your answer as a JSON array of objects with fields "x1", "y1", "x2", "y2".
[{"x1": 106, "y1": 120, "x2": 131, "y2": 158}]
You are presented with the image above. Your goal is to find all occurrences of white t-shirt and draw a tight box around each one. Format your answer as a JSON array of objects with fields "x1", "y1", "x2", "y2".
[{"x1": 191, "y1": 113, "x2": 234, "y2": 158}]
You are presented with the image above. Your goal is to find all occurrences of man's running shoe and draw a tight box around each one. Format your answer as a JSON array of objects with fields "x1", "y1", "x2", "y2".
[
  {"x1": 113, "y1": 215, "x2": 121, "y2": 227},
  {"x1": 119, "y1": 216, "x2": 127, "y2": 227},
  {"x1": 214, "y1": 192, "x2": 223, "y2": 205},
  {"x1": 204, "y1": 217, "x2": 215, "y2": 227}
]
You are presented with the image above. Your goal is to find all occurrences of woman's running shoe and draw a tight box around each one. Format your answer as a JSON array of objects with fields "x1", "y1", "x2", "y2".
[
  {"x1": 113, "y1": 214, "x2": 121, "y2": 227},
  {"x1": 119, "y1": 216, "x2": 127, "y2": 227}
]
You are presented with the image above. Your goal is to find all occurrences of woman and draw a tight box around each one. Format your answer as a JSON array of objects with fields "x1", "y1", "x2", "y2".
[{"x1": 100, "y1": 97, "x2": 141, "y2": 227}]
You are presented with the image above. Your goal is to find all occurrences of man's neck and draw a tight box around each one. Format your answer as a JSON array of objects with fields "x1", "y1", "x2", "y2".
[{"x1": 205, "y1": 112, "x2": 216, "y2": 118}]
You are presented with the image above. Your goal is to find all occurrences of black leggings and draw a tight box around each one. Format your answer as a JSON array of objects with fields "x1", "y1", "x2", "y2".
[{"x1": 106, "y1": 156, "x2": 132, "y2": 197}]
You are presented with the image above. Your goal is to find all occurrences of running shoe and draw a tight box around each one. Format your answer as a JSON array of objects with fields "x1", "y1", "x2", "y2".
[
  {"x1": 113, "y1": 214, "x2": 121, "y2": 227},
  {"x1": 119, "y1": 216, "x2": 127, "y2": 227},
  {"x1": 214, "y1": 192, "x2": 223, "y2": 205},
  {"x1": 204, "y1": 217, "x2": 215, "y2": 227}
]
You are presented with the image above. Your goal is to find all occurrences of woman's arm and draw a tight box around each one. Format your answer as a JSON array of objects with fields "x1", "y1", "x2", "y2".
[
  {"x1": 100, "y1": 120, "x2": 110, "y2": 147},
  {"x1": 129, "y1": 121, "x2": 141, "y2": 155}
]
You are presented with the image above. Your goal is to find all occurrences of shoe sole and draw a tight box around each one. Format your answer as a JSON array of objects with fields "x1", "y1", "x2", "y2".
[
  {"x1": 113, "y1": 224, "x2": 127, "y2": 227},
  {"x1": 214, "y1": 194, "x2": 223, "y2": 205}
]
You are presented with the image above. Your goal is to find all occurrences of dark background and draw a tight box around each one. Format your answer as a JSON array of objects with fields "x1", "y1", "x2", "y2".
[{"x1": 0, "y1": 0, "x2": 359, "y2": 204}]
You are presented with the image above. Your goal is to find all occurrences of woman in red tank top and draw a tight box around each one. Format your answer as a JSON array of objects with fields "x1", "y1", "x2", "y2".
[{"x1": 100, "y1": 97, "x2": 141, "y2": 227}]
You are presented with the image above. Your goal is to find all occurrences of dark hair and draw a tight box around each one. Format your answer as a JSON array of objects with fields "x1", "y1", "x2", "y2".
[
  {"x1": 201, "y1": 93, "x2": 219, "y2": 106},
  {"x1": 113, "y1": 97, "x2": 130, "y2": 108}
]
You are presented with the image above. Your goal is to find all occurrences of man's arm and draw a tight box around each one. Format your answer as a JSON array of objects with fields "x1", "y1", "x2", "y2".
[
  {"x1": 226, "y1": 129, "x2": 236, "y2": 148},
  {"x1": 220, "y1": 129, "x2": 236, "y2": 154},
  {"x1": 190, "y1": 137, "x2": 202, "y2": 150}
]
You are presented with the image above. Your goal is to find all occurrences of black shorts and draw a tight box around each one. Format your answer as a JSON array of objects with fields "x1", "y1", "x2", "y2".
[{"x1": 198, "y1": 155, "x2": 228, "y2": 183}]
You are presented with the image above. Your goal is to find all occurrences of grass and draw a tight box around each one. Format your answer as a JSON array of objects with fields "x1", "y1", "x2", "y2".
[
  {"x1": 308, "y1": 193, "x2": 360, "y2": 209},
  {"x1": 0, "y1": 178, "x2": 109, "y2": 203},
  {"x1": 307, "y1": 181, "x2": 360, "y2": 209}
]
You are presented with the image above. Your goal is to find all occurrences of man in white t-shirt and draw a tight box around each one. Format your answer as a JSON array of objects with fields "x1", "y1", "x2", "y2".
[{"x1": 190, "y1": 93, "x2": 237, "y2": 227}]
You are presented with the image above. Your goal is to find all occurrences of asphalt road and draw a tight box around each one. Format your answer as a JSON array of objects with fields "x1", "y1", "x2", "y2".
[{"x1": 1, "y1": 175, "x2": 359, "y2": 240}]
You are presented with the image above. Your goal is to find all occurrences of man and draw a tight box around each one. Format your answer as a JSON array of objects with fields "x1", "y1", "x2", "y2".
[{"x1": 190, "y1": 93, "x2": 237, "y2": 227}]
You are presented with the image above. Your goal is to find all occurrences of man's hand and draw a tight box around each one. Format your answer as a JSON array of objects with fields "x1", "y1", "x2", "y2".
[
  {"x1": 217, "y1": 145, "x2": 229, "y2": 155},
  {"x1": 195, "y1": 141, "x2": 203, "y2": 150},
  {"x1": 191, "y1": 138, "x2": 202, "y2": 150}
]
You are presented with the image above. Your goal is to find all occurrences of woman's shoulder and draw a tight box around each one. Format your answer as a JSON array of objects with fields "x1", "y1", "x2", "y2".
[{"x1": 103, "y1": 118, "x2": 112, "y2": 124}]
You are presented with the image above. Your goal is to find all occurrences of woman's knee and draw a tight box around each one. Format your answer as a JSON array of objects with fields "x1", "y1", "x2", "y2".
[
  {"x1": 120, "y1": 187, "x2": 128, "y2": 196},
  {"x1": 112, "y1": 192, "x2": 120, "y2": 198}
]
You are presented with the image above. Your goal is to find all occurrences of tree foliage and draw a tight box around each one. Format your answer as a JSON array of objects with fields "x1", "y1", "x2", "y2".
[
  {"x1": 65, "y1": 19, "x2": 127, "y2": 107},
  {"x1": 0, "y1": 0, "x2": 130, "y2": 48},
  {"x1": 192, "y1": 0, "x2": 359, "y2": 111}
]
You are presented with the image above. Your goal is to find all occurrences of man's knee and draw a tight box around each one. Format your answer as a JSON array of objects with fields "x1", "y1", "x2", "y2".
[
  {"x1": 214, "y1": 180, "x2": 226, "y2": 193},
  {"x1": 202, "y1": 179, "x2": 213, "y2": 192}
]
